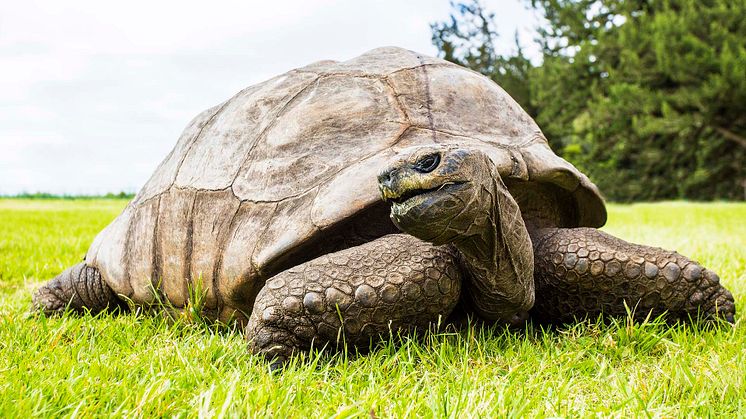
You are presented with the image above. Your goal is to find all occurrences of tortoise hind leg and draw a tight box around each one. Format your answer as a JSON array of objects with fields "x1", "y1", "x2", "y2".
[
  {"x1": 32, "y1": 263, "x2": 126, "y2": 316},
  {"x1": 245, "y1": 234, "x2": 462, "y2": 370},
  {"x1": 530, "y1": 228, "x2": 735, "y2": 323}
]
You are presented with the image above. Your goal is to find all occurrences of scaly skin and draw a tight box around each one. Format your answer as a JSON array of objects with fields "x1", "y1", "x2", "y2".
[
  {"x1": 531, "y1": 228, "x2": 736, "y2": 323},
  {"x1": 32, "y1": 263, "x2": 125, "y2": 315},
  {"x1": 245, "y1": 234, "x2": 461, "y2": 367}
]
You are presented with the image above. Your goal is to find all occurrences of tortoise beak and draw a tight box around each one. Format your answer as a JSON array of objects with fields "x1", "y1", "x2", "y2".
[{"x1": 379, "y1": 185, "x2": 400, "y2": 203}]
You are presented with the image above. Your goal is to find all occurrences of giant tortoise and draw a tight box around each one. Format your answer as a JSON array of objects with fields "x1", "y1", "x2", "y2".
[{"x1": 34, "y1": 47, "x2": 735, "y2": 367}]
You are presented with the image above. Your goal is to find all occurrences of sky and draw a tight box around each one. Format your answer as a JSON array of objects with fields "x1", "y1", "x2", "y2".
[{"x1": 0, "y1": 0, "x2": 541, "y2": 195}]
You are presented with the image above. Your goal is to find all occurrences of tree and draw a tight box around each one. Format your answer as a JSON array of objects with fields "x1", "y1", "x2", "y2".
[{"x1": 534, "y1": 0, "x2": 746, "y2": 200}]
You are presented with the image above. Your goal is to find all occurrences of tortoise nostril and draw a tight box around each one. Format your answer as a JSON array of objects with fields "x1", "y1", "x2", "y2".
[{"x1": 378, "y1": 168, "x2": 399, "y2": 186}]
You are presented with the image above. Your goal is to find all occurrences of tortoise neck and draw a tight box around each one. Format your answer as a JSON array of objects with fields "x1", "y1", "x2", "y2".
[
  {"x1": 450, "y1": 171, "x2": 535, "y2": 320},
  {"x1": 452, "y1": 176, "x2": 504, "y2": 286}
]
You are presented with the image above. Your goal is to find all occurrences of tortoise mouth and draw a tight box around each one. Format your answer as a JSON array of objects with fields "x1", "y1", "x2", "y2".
[{"x1": 386, "y1": 181, "x2": 468, "y2": 207}]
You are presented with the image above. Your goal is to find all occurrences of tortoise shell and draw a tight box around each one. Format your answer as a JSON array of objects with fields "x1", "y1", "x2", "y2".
[{"x1": 84, "y1": 47, "x2": 605, "y2": 321}]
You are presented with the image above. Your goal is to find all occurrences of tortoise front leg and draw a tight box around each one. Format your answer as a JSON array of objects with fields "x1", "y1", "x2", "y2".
[
  {"x1": 245, "y1": 234, "x2": 461, "y2": 369},
  {"x1": 530, "y1": 228, "x2": 735, "y2": 323}
]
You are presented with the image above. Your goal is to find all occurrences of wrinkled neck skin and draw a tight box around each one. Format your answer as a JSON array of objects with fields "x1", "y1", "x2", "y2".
[
  {"x1": 448, "y1": 169, "x2": 535, "y2": 320},
  {"x1": 451, "y1": 180, "x2": 499, "y2": 283}
]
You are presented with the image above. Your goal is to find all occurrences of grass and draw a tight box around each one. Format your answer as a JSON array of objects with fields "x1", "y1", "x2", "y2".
[{"x1": 0, "y1": 199, "x2": 744, "y2": 417}]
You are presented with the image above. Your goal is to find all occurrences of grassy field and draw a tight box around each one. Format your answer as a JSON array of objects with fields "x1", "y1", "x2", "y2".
[{"x1": 0, "y1": 199, "x2": 744, "y2": 417}]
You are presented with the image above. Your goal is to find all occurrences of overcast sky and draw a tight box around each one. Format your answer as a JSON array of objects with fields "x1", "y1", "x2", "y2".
[{"x1": 0, "y1": 0, "x2": 541, "y2": 195}]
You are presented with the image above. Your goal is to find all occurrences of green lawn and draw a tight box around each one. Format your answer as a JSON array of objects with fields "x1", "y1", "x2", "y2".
[{"x1": 0, "y1": 199, "x2": 744, "y2": 417}]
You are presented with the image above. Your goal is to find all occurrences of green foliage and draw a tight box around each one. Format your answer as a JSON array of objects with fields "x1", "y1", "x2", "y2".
[
  {"x1": 0, "y1": 200, "x2": 744, "y2": 416},
  {"x1": 432, "y1": 0, "x2": 746, "y2": 201}
]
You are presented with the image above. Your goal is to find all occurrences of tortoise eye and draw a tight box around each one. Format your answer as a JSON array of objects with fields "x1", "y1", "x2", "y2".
[{"x1": 413, "y1": 154, "x2": 440, "y2": 173}]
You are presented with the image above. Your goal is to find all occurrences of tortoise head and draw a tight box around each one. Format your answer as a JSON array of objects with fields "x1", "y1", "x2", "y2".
[{"x1": 378, "y1": 146, "x2": 494, "y2": 245}]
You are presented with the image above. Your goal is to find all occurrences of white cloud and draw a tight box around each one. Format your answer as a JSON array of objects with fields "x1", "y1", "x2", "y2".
[{"x1": 0, "y1": 0, "x2": 539, "y2": 194}]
